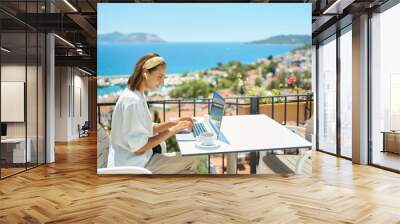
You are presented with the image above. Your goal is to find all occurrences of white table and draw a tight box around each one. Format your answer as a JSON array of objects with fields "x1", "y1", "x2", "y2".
[{"x1": 176, "y1": 114, "x2": 312, "y2": 174}]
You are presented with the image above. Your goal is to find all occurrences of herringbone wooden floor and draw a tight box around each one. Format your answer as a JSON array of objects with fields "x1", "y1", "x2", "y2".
[{"x1": 1, "y1": 134, "x2": 400, "y2": 224}]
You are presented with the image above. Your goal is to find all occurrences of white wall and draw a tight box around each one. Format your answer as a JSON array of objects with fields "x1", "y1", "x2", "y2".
[
  {"x1": 55, "y1": 66, "x2": 69, "y2": 141},
  {"x1": 54, "y1": 67, "x2": 89, "y2": 141},
  {"x1": 1, "y1": 63, "x2": 46, "y2": 164}
]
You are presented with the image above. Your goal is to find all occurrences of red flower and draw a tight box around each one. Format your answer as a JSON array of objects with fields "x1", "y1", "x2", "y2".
[{"x1": 287, "y1": 75, "x2": 297, "y2": 85}]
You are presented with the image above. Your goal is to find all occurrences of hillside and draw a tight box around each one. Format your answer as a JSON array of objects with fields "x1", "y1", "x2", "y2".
[
  {"x1": 98, "y1": 32, "x2": 166, "y2": 43},
  {"x1": 249, "y1": 34, "x2": 311, "y2": 45}
]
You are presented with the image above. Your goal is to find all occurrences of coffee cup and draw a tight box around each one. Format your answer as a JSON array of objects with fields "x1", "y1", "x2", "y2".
[{"x1": 198, "y1": 131, "x2": 216, "y2": 146}]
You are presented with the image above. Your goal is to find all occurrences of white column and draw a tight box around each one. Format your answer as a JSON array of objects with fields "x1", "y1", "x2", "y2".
[
  {"x1": 45, "y1": 0, "x2": 56, "y2": 163},
  {"x1": 46, "y1": 33, "x2": 55, "y2": 163},
  {"x1": 352, "y1": 14, "x2": 369, "y2": 164}
]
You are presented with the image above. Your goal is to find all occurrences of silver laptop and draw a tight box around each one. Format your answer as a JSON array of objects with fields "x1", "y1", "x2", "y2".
[{"x1": 176, "y1": 92, "x2": 227, "y2": 142}]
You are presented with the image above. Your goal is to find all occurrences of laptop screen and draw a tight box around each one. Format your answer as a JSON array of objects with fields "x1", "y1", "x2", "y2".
[{"x1": 209, "y1": 92, "x2": 225, "y2": 130}]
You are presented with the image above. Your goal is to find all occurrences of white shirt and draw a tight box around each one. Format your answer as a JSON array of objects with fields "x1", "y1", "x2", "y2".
[{"x1": 109, "y1": 88, "x2": 154, "y2": 168}]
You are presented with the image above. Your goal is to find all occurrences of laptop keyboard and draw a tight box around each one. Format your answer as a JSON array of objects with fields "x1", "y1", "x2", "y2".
[{"x1": 193, "y1": 123, "x2": 207, "y2": 137}]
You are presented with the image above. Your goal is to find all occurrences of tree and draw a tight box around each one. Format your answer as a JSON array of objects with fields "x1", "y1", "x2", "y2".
[
  {"x1": 277, "y1": 73, "x2": 288, "y2": 87},
  {"x1": 254, "y1": 77, "x2": 263, "y2": 87},
  {"x1": 262, "y1": 62, "x2": 277, "y2": 77},
  {"x1": 231, "y1": 79, "x2": 240, "y2": 94},
  {"x1": 269, "y1": 61, "x2": 277, "y2": 76},
  {"x1": 239, "y1": 85, "x2": 246, "y2": 95},
  {"x1": 268, "y1": 79, "x2": 280, "y2": 90},
  {"x1": 217, "y1": 78, "x2": 232, "y2": 89},
  {"x1": 169, "y1": 79, "x2": 214, "y2": 98}
]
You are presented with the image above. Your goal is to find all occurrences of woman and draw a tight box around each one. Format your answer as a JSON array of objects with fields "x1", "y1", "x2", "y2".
[{"x1": 110, "y1": 53, "x2": 200, "y2": 174}]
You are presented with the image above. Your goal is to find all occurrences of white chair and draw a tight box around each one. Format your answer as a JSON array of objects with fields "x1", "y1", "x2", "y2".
[
  {"x1": 97, "y1": 166, "x2": 153, "y2": 174},
  {"x1": 97, "y1": 141, "x2": 172, "y2": 175},
  {"x1": 257, "y1": 125, "x2": 311, "y2": 175},
  {"x1": 97, "y1": 124, "x2": 174, "y2": 175}
]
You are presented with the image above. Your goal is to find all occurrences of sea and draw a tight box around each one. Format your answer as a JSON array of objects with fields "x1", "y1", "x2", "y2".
[{"x1": 97, "y1": 42, "x2": 299, "y2": 97}]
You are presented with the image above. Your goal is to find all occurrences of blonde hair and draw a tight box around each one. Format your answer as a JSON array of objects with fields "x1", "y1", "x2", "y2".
[{"x1": 127, "y1": 53, "x2": 166, "y2": 91}]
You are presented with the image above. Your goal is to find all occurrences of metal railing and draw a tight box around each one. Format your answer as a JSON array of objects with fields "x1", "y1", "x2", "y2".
[{"x1": 97, "y1": 93, "x2": 314, "y2": 128}]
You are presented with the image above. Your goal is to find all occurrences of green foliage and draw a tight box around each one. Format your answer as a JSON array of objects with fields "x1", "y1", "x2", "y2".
[
  {"x1": 239, "y1": 86, "x2": 246, "y2": 95},
  {"x1": 254, "y1": 77, "x2": 263, "y2": 87},
  {"x1": 217, "y1": 78, "x2": 232, "y2": 89},
  {"x1": 169, "y1": 79, "x2": 214, "y2": 99},
  {"x1": 271, "y1": 89, "x2": 284, "y2": 103},
  {"x1": 103, "y1": 123, "x2": 111, "y2": 131},
  {"x1": 301, "y1": 80, "x2": 311, "y2": 90},
  {"x1": 303, "y1": 70, "x2": 311, "y2": 79},
  {"x1": 198, "y1": 71, "x2": 207, "y2": 79},
  {"x1": 166, "y1": 135, "x2": 179, "y2": 152},
  {"x1": 271, "y1": 89, "x2": 281, "y2": 96},
  {"x1": 292, "y1": 86, "x2": 301, "y2": 93},
  {"x1": 268, "y1": 79, "x2": 280, "y2": 90},
  {"x1": 246, "y1": 86, "x2": 266, "y2": 97},
  {"x1": 153, "y1": 110, "x2": 161, "y2": 123},
  {"x1": 226, "y1": 72, "x2": 241, "y2": 82},
  {"x1": 230, "y1": 79, "x2": 240, "y2": 94},
  {"x1": 277, "y1": 73, "x2": 288, "y2": 87},
  {"x1": 262, "y1": 61, "x2": 277, "y2": 77},
  {"x1": 227, "y1": 60, "x2": 241, "y2": 67},
  {"x1": 299, "y1": 71, "x2": 312, "y2": 90},
  {"x1": 195, "y1": 156, "x2": 210, "y2": 174}
]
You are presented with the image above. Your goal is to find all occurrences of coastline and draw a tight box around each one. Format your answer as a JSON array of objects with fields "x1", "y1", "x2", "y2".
[{"x1": 98, "y1": 45, "x2": 312, "y2": 101}]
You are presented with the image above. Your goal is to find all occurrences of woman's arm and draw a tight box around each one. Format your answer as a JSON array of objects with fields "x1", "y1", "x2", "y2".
[
  {"x1": 134, "y1": 129, "x2": 175, "y2": 154},
  {"x1": 135, "y1": 121, "x2": 193, "y2": 154},
  {"x1": 153, "y1": 117, "x2": 194, "y2": 133},
  {"x1": 153, "y1": 121, "x2": 177, "y2": 134}
]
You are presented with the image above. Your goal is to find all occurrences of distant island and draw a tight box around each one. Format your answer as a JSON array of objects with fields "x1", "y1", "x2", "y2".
[
  {"x1": 249, "y1": 34, "x2": 311, "y2": 45},
  {"x1": 99, "y1": 33, "x2": 311, "y2": 45},
  {"x1": 98, "y1": 32, "x2": 166, "y2": 43}
]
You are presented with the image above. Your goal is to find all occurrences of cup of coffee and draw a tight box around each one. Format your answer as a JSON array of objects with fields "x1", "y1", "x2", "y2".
[{"x1": 198, "y1": 132, "x2": 216, "y2": 146}]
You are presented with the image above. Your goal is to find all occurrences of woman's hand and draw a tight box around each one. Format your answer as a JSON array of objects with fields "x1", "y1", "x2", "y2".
[
  {"x1": 168, "y1": 117, "x2": 194, "y2": 127},
  {"x1": 154, "y1": 117, "x2": 192, "y2": 133},
  {"x1": 170, "y1": 120, "x2": 194, "y2": 134},
  {"x1": 178, "y1": 117, "x2": 194, "y2": 125}
]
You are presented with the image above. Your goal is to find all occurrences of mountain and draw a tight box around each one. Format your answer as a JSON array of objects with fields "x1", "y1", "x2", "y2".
[
  {"x1": 98, "y1": 32, "x2": 166, "y2": 43},
  {"x1": 248, "y1": 34, "x2": 311, "y2": 45}
]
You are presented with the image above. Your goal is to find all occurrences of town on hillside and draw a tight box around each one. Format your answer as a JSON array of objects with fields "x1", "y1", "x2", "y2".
[{"x1": 98, "y1": 46, "x2": 312, "y2": 102}]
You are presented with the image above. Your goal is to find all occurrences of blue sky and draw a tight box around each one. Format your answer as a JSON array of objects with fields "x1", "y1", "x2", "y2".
[{"x1": 98, "y1": 3, "x2": 311, "y2": 42}]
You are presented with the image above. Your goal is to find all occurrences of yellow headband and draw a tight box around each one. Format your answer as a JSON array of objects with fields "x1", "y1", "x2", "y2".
[{"x1": 143, "y1": 56, "x2": 165, "y2": 70}]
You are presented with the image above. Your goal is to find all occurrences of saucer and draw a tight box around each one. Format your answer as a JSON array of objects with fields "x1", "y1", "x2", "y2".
[{"x1": 195, "y1": 141, "x2": 220, "y2": 149}]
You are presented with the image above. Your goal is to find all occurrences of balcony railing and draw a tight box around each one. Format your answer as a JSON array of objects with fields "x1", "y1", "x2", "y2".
[
  {"x1": 97, "y1": 93, "x2": 314, "y2": 128},
  {"x1": 97, "y1": 93, "x2": 313, "y2": 174}
]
